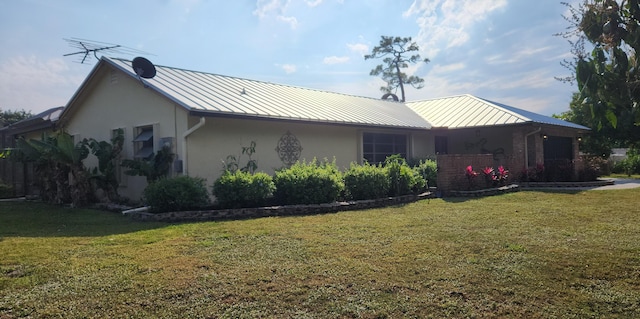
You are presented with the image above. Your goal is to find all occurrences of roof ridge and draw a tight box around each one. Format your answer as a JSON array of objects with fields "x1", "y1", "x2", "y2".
[{"x1": 470, "y1": 96, "x2": 532, "y2": 123}]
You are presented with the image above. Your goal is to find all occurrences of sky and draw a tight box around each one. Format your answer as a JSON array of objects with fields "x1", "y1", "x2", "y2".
[{"x1": 0, "y1": 0, "x2": 582, "y2": 117}]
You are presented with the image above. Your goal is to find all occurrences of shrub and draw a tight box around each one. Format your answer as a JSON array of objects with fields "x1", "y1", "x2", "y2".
[
  {"x1": 579, "y1": 155, "x2": 609, "y2": 181},
  {"x1": 612, "y1": 149, "x2": 640, "y2": 175},
  {"x1": 143, "y1": 176, "x2": 210, "y2": 213},
  {"x1": 212, "y1": 171, "x2": 275, "y2": 208},
  {"x1": 413, "y1": 159, "x2": 437, "y2": 188},
  {"x1": 384, "y1": 155, "x2": 424, "y2": 196},
  {"x1": 0, "y1": 181, "x2": 13, "y2": 199},
  {"x1": 343, "y1": 162, "x2": 389, "y2": 200},
  {"x1": 273, "y1": 158, "x2": 344, "y2": 205}
]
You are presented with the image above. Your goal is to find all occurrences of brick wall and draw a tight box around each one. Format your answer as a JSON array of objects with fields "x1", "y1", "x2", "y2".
[{"x1": 436, "y1": 154, "x2": 518, "y2": 195}]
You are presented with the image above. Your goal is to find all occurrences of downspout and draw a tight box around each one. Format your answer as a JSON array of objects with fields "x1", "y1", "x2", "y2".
[
  {"x1": 524, "y1": 126, "x2": 542, "y2": 169},
  {"x1": 181, "y1": 117, "x2": 206, "y2": 175}
]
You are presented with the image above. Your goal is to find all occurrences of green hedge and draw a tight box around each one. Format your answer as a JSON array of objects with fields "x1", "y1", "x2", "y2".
[
  {"x1": 144, "y1": 176, "x2": 210, "y2": 213},
  {"x1": 212, "y1": 171, "x2": 275, "y2": 208},
  {"x1": 384, "y1": 155, "x2": 425, "y2": 197},
  {"x1": 413, "y1": 159, "x2": 437, "y2": 188},
  {"x1": 273, "y1": 159, "x2": 344, "y2": 205},
  {"x1": 344, "y1": 162, "x2": 389, "y2": 200}
]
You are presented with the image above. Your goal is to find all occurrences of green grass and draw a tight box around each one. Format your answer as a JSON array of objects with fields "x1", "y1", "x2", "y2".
[
  {"x1": 1, "y1": 190, "x2": 639, "y2": 318},
  {"x1": 606, "y1": 173, "x2": 640, "y2": 179}
]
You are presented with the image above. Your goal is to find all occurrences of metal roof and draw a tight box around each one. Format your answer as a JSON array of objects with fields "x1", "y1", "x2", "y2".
[
  {"x1": 406, "y1": 94, "x2": 590, "y2": 130},
  {"x1": 105, "y1": 57, "x2": 432, "y2": 130}
]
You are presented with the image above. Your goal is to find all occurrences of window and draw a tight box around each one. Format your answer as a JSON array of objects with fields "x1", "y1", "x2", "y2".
[
  {"x1": 435, "y1": 136, "x2": 448, "y2": 155},
  {"x1": 362, "y1": 132, "x2": 407, "y2": 164},
  {"x1": 133, "y1": 125, "x2": 154, "y2": 159}
]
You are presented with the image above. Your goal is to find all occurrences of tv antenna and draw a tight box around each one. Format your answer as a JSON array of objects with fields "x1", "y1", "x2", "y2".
[{"x1": 63, "y1": 38, "x2": 153, "y2": 64}]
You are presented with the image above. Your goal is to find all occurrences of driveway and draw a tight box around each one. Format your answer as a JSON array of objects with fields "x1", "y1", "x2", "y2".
[{"x1": 588, "y1": 178, "x2": 640, "y2": 191}]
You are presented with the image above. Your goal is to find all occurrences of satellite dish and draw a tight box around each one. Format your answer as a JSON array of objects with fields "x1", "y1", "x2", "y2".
[
  {"x1": 132, "y1": 57, "x2": 156, "y2": 79},
  {"x1": 381, "y1": 93, "x2": 399, "y2": 101}
]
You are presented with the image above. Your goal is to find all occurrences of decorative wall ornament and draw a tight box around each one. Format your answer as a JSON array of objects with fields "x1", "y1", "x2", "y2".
[{"x1": 275, "y1": 131, "x2": 303, "y2": 166}]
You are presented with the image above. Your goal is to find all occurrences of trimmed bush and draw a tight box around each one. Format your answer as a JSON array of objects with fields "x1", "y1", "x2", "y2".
[
  {"x1": 143, "y1": 176, "x2": 210, "y2": 213},
  {"x1": 344, "y1": 162, "x2": 389, "y2": 200},
  {"x1": 212, "y1": 171, "x2": 275, "y2": 208},
  {"x1": 384, "y1": 155, "x2": 424, "y2": 196},
  {"x1": 273, "y1": 159, "x2": 344, "y2": 205},
  {"x1": 413, "y1": 159, "x2": 438, "y2": 188}
]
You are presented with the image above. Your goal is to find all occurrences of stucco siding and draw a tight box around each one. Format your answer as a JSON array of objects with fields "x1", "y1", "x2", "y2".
[
  {"x1": 63, "y1": 66, "x2": 190, "y2": 201},
  {"x1": 185, "y1": 118, "x2": 358, "y2": 185}
]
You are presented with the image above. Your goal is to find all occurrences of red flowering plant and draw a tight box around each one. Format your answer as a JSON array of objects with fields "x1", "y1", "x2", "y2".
[
  {"x1": 482, "y1": 166, "x2": 497, "y2": 187},
  {"x1": 465, "y1": 165, "x2": 479, "y2": 190},
  {"x1": 496, "y1": 165, "x2": 509, "y2": 185},
  {"x1": 482, "y1": 166, "x2": 510, "y2": 187}
]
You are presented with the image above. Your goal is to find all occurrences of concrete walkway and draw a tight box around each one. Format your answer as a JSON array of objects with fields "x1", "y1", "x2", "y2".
[{"x1": 587, "y1": 178, "x2": 640, "y2": 191}]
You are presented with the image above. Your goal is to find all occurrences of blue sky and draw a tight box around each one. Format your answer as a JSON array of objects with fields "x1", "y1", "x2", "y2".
[{"x1": 0, "y1": 0, "x2": 580, "y2": 116}]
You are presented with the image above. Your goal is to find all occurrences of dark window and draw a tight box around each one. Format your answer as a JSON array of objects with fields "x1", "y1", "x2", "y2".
[
  {"x1": 362, "y1": 132, "x2": 407, "y2": 164},
  {"x1": 435, "y1": 136, "x2": 448, "y2": 154},
  {"x1": 544, "y1": 136, "x2": 573, "y2": 161},
  {"x1": 133, "y1": 126, "x2": 153, "y2": 159}
]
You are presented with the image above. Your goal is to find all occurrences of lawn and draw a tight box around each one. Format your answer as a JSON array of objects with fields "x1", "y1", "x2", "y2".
[{"x1": 1, "y1": 189, "x2": 639, "y2": 318}]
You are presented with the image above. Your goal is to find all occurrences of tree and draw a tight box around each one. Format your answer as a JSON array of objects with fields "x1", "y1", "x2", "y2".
[
  {"x1": 560, "y1": 0, "x2": 640, "y2": 149},
  {"x1": 0, "y1": 109, "x2": 32, "y2": 126},
  {"x1": 364, "y1": 36, "x2": 430, "y2": 102}
]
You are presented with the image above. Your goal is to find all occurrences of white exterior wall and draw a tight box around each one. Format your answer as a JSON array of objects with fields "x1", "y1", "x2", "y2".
[
  {"x1": 185, "y1": 116, "x2": 433, "y2": 189},
  {"x1": 63, "y1": 66, "x2": 190, "y2": 201}
]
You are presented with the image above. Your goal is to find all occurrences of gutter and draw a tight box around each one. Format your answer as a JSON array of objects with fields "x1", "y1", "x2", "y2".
[
  {"x1": 524, "y1": 126, "x2": 542, "y2": 169},
  {"x1": 181, "y1": 117, "x2": 206, "y2": 175}
]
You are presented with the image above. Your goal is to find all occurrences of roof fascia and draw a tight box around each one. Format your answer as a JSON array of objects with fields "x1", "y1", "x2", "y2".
[{"x1": 187, "y1": 110, "x2": 431, "y2": 131}]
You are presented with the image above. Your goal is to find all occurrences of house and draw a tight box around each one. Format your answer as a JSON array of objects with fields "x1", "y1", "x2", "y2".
[
  {"x1": 56, "y1": 57, "x2": 588, "y2": 200},
  {"x1": 0, "y1": 106, "x2": 64, "y2": 196}
]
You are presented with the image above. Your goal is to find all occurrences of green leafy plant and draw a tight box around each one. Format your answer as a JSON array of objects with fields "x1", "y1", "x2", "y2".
[
  {"x1": 86, "y1": 129, "x2": 124, "y2": 202},
  {"x1": 212, "y1": 170, "x2": 275, "y2": 208},
  {"x1": 121, "y1": 146, "x2": 174, "y2": 183},
  {"x1": 12, "y1": 131, "x2": 93, "y2": 206},
  {"x1": 412, "y1": 158, "x2": 437, "y2": 188},
  {"x1": 221, "y1": 141, "x2": 258, "y2": 174},
  {"x1": 273, "y1": 158, "x2": 344, "y2": 205},
  {"x1": 343, "y1": 162, "x2": 389, "y2": 200},
  {"x1": 143, "y1": 176, "x2": 210, "y2": 213},
  {"x1": 385, "y1": 155, "x2": 423, "y2": 196}
]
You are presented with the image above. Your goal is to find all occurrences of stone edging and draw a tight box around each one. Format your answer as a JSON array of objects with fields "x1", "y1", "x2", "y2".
[
  {"x1": 129, "y1": 192, "x2": 435, "y2": 222},
  {"x1": 449, "y1": 184, "x2": 520, "y2": 197}
]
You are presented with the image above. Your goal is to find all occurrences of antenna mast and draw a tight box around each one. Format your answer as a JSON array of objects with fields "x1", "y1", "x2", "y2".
[{"x1": 63, "y1": 38, "x2": 153, "y2": 64}]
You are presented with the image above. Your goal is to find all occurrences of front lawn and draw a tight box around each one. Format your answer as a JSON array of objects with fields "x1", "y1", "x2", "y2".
[{"x1": 1, "y1": 190, "x2": 639, "y2": 318}]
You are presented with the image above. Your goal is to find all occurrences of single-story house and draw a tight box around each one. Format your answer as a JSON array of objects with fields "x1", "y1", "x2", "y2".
[{"x1": 53, "y1": 56, "x2": 588, "y2": 200}]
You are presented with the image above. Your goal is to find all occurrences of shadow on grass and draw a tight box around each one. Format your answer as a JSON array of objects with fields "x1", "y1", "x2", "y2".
[
  {"x1": 440, "y1": 189, "x2": 584, "y2": 203},
  {"x1": 0, "y1": 201, "x2": 167, "y2": 238}
]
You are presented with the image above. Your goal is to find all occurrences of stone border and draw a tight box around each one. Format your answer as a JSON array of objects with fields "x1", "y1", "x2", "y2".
[
  {"x1": 129, "y1": 192, "x2": 435, "y2": 222},
  {"x1": 449, "y1": 184, "x2": 520, "y2": 197},
  {"x1": 518, "y1": 179, "x2": 614, "y2": 188}
]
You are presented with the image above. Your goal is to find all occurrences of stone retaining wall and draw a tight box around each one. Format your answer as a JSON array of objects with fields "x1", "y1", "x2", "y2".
[{"x1": 129, "y1": 192, "x2": 435, "y2": 223}]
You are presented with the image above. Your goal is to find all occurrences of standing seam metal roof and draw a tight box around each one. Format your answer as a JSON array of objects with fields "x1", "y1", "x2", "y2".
[
  {"x1": 406, "y1": 94, "x2": 590, "y2": 130},
  {"x1": 106, "y1": 57, "x2": 432, "y2": 129}
]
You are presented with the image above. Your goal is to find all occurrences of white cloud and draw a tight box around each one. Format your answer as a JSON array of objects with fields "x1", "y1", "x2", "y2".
[
  {"x1": 280, "y1": 64, "x2": 297, "y2": 74},
  {"x1": 323, "y1": 56, "x2": 349, "y2": 65},
  {"x1": 253, "y1": 0, "x2": 285, "y2": 18},
  {"x1": 276, "y1": 15, "x2": 298, "y2": 29},
  {"x1": 0, "y1": 55, "x2": 84, "y2": 112},
  {"x1": 253, "y1": 0, "x2": 299, "y2": 29},
  {"x1": 431, "y1": 62, "x2": 465, "y2": 74},
  {"x1": 347, "y1": 42, "x2": 369, "y2": 56},
  {"x1": 305, "y1": 0, "x2": 323, "y2": 7},
  {"x1": 404, "y1": 0, "x2": 508, "y2": 58}
]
